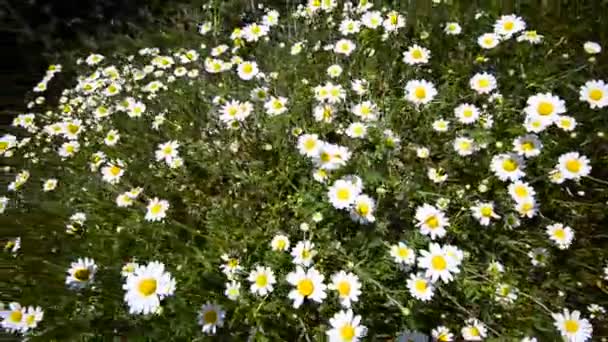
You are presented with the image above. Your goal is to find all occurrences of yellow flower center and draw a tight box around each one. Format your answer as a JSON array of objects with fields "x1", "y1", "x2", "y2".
[
  {"x1": 503, "y1": 21, "x2": 514, "y2": 30},
  {"x1": 272, "y1": 101, "x2": 283, "y2": 110},
  {"x1": 353, "y1": 126, "x2": 364, "y2": 135},
  {"x1": 481, "y1": 207, "x2": 493, "y2": 217},
  {"x1": 414, "y1": 87, "x2": 426, "y2": 100},
  {"x1": 502, "y1": 159, "x2": 518, "y2": 172},
  {"x1": 463, "y1": 109, "x2": 473, "y2": 118},
  {"x1": 560, "y1": 119, "x2": 571, "y2": 128},
  {"x1": 66, "y1": 145, "x2": 75, "y2": 153},
  {"x1": 203, "y1": 310, "x2": 218, "y2": 324},
  {"x1": 459, "y1": 141, "x2": 471, "y2": 150},
  {"x1": 564, "y1": 319, "x2": 579, "y2": 333},
  {"x1": 320, "y1": 152, "x2": 331, "y2": 163},
  {"x1": 0, "y1": 141, "x2": 8, "y2": 151},
  {"x1": 357, "y1": 202, "x2": 370, "y2": 216},
  {"x1": 521, "y1": 202, "x2": 533, "y2": 212},
  {"x1": 337, "y1": 188, "x2": 351, "y2": 201},
  {"x1": 340, "y1": 324, "x2": 356, "y2": 340},
  {"x1": 150, "y1": 203, "x2": 162, "y2": 214},
  {"x1": 398, "y1": 247, "x2": 410, "y2": 258},
  {"x1": 431, "y1": 255, "x2": 447, "y2": 270},
  {"x1": 297, "y1": 278, "x2": 314, "y2": 297},
  {"x1": 537, "y1": 101, "x2": 554, "y2": 116},
  {"x1": 360, "y1": 106, "x2": 371, "y2": 115},
  {"x1": 256, "y1": 274, "x2": 268, "y2": 287},
  {"x1": 390, "y1": 15, "x2": 398, "y2": 25},
  {"x1": 414, "y1": 279, "x2": 427, "y2": 292},
  {"x1": 565, "y1": 159, "x2": 581, "y2": 173},
  {"x1": 228, "y1": 259, "x2": 239, "y2": 268},
  {"x1": 425, "y1": 215, "x2": 439, "y2": 229},
  {"x1": 242, "y1": 63, "x2": 253, "y2": 74},
  {"x1": 412, "y1": 49, "x2": 423, "y2": 59},
  {"x1": 138, "y1": 278, "x2": 157, "y2": 296},
  {"x1": 554, "y1": 229, "x2": 566, "y2": 240},
  {"x1": 589, "y1": 89, "x2": 603, "y2": 101},
  {"x1": 337, "y1": 281, "x2": 351, "y2": 296},
  {"x1": 514, "y1": 186, "x2": 528, "y2": 197},
  {"x1": 521, "y1": 141, "x2": 534, "y2": 151},
  {"x1": 483, "y1": 37, "x2": 494, "y2": 46},
  {"x1": 276, "y1": 239, "x2": 286, "y2": 250},
  {"x1": 470, "y1": 327, "x2": 480, "y2": 336},
  {"x1": 301, "y1": 249, "x2": 311, "y2": 259},
  {"x1": 74, "y1": 268, "x2": 90, "y2": 281},
  {"x1": 304, "y1": 139, "x2": 316, "y2": 151},
  {"x1": 26, "y1": 314, "x2": 36, "y2": 326},
  {"x1": 9, "y1": 310, "x2": 23, "y2": 323},
  {"x1": 478, "y1": 78, "x2": 490, "y2": 88},
  {"x1": 110, "y1": 165, "x2": 122, "y2": 176}
]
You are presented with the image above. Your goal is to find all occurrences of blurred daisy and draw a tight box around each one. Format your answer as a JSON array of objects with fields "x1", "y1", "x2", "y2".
[
  {"x1": 454, "y1": 103, "x2": 480, "y2": 124},
  {"x1": 326, "y1": 309, "x2": 367, "y2": 342},
  {"x1": 517, "y1": 30, "x2": 543, "y2": 44},
  {"x1": 555, "y1": 115, "x2": 577, "y2": 132},
  {"x1": 104, "y1": 129, "x2": 120, "y2": 146},
  {"x1": 405, "y1": 79, "x2": 437, "y2": 105},
  {"x1": 528, "y1": 247, "x2": 549, "y2": 267},
  {"x1": 432, "y1": 326, "x2": 454, "y2": 341},
  {"x1": 478, "y1": 33, "x2": 500, "y2": 49},
  {"x1": 198, "y1": 303, "x2": 225, "y2": 335},
  {"x1": 42, "y1": 179, "x2": 58, "y2": 192},
  {"x1": 461, "y1": 318, "x2": 487, "y2": 341},
  {"x1": 350, "y1": 194, "x2": 376, "y2": 223},
  {"x1": 407, "y1": 273, "x2": 434, "y2": 301},
  {"x1": 123, "y1": 261, "x2": 176, "y2": 315},
  {"x1": 351, "y1": 101, "x2": 379, "y2": 121},
  {"x1": 389, "y1": 242, "x2": 416, "y2": 266},
  {"x1": 1, "y1": 302, "x2": 25, "y2": 333},
  {"x1": 339, "y1": 19, "x2": 361, "y2": 36},
  {"x1": 361, "y1": 10, "x2": 383, "y2": 29},
  {"x1": 155, "y1": 141, "x2": 180, "y2": 163},
  {"x1": 334, "y1": 39, "x2": 356, "y2": 56},
  {"x1": 583, "y1": 41, "x2": 601, "y2": 54},
  {"x1": 495, "y1": 283, "x2": 518, "y2": 304},
  {"x1": 383, "y1": 11, "x2": 405, "y2": 32},
  {"x1": 512, "y1": 134, "x2": 542, "y2": 158},
  {"x1": 329, "y1": 271, "x2": 362, "y2": 308},
  {"x1": 471, "y1": 202, "x2": 500, "y2": 226},
  {"x1": 415, "y1": 204, "x2": 449, "y2": 240},
  {"x1": 551, "y1": 309, "x2": 593, "y2": 342},
  {"x1": 453, "y1": 136, "x2": 476, "y2": 156},
  {"x1": 237, "y1": 61, "x2": 259, "y2": 80},
  {"x1": 220, "y1": 254, "x2": 242, "y2": 278},
  {"x1": 145, "y1": 198, "x2": 170, "y2": 222},
  {"x1": 22, "y1": 306, "x2": 44, "y2": 331},
  {"x1": 328, "y1": 178, "x2": 361, "y2": 209},
  {"x1": 524, "y1": 93, "x2": 566, "y2": 124},
  {"x1": 121, "y1": 262, "x2": 138, "y2": 277},
  {"x1": 264, "y1": 96, "x2": 288, "y2": 116},
  {"x1": 403, "y1": 44, "x2": 430, "y2": 65},
  {"x1": 508, "y1": 181, "x2": 536, "y2": 203},
  {"x1": 432, "y1": 119, "x2": 450, "y2": 132},
  {"x1": 248, "y1": 266, "x2": 276, "y2": 296},
  {"x1": 270, "y1": 234, "x2": 290, "y2": 252},
  {"x1": 428, "y1": 167, "x2": 448, "y2": 184},
  {"x1": 286, "y1": 266, "x2": 327, "y2": 308},
  {"x1": 66, "y1": 257, "x2": 97, "y2": 289},
  {"x1": 579, "y1": 80, "x2": 608, "y2": 109},
  {"x1": 557, "y1": 152, "x2": 591, "y2": 180},
  {"x1": 346, "y1": 122, "x2": 368, "y2": 139},
  {"x1": 101, "y1": 161, "x2": 125, "y2": 184},
  {"x1": 291, "y1": 240, "x2": 317, "y2": 267},
  {"x1": 327, "y1": 64, "x2": 343, "y2": 78},
  {"x1": 418, "y1": 243, "x2": 460, "y2": 283},
  {"x1": 225, "y1": 281, "x2": 241, "y2": 301},
  {"x1": 546, "y1": 223, "x2": 574, "y2": 250},
  {"x1": 297, "y1": 134, "x2": 321, "y2": 157},
  {"x1": 490, "y1": 153, "x2": 526, "y2": 181},
  {"x1": 494, "y1": 14, "x2": 526, "y2": 37},
  {"x1": 470, "y1": 73, "x2": 497, "y2": 94},
  {"x1": 444, "y1": 22, "x2": 462, "y2": 35}
]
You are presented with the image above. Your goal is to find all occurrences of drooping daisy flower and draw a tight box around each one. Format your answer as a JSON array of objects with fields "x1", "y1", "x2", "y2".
[
  {"x1": 415, "y1": 204, "x2": 449, "y2": 240},
  {"x1": 326, "y1": 309, "x2": 367, "y2": 342},
  {"x1": 407, "y1": 273, "x2": 434, "y2": 301},
  {"x1": 1, "y1": 302, "x2": 25, "y2": 333},
  {"x1": 405, "y1": 79, "x2": 437, "y2": 105},
  {"x1": 65, "y1": 257, "x2": 97, "y2": 289},
  {"x1": 225, "y1": 281, "x2": 241, "y2": 301},
  {"x1": 461, "y1": 318, "x2": 487, "y2": 341},
  {"x1": 123, "y1": 261, "x2": 176, "y2": 315},
  {"x1": 286, "y1": 266, "x2": 327, "y2": 308},
  {"x1": 418, "y1": 243, "x2": 460, "y2": 283},
  {"x1": 351, "y1": 79, "x2": 368, "y2": 96},
  {"x1": 329, "y1": 271, "x2": 362, "y2": 308},
  {"x1": 389, "y1": 242, "x2": 416, "y2": 266},
  {"x1": 248, "y1": 266, "x2": 276, "y2": 296},
  {"x1": 556, "y1": 152, "x2": 591, "y2": 180},
  {"x1": 334, "y1": 39, "x2": 356, "y2": 56},
  {"x1": 454, "y1": 103, "x2": 480, "y2": 124},
  {"x1": 551, "y1": 309, "x2": 593, "y2": 342},
  {"x1": 270, "y1": 234, "x2": 290, "y2": 252},
  {"x1": 237, "y1": 61, "x2": 259, "y2": 80},
  {"x1": 478, "y1": 33, "x2": 500, "y2": 49},
  {"x1": 546, "y1": 223, "x2": 575, "y2": 250},
  {"x1": 145, "y1": 198, "x2": 170, "y2": 222},
  {"x1": 350, "y1": 194, "x2": 376, "y2": 224},
  {"x1": 524, "y1": 93, "x2": 566, "y2": 124},
  {"x1": 490, "y1": 153, "x2": 526, "y2": 181},
  {"x1": 494, "y1": 14, "x2": 526, "y2": 37},
  {"x1": 198, "y1": 303, "x2": 225, "y2": 335},
  {"x1": 579, "y1": 80, "x2": 608, "y2": 109},
  {"x1": 444, "y1": 22, "x2": 462, "y2": 35},
  {"x1": 453, "y1": 136, "x2": 476, "y2": 156},
  {"x1": 403, "y1": 44, "x2": 431, "y2": 65},
  {"x1": 432, "y1": 326, "x2": 454, "y2": 341},
  {"x1": 470, "y1": 202, "x2": 500, "y2": 226},
  {"x1": 291, "y1": 240, "x2": 317, "y2": 267},
  {"x1": 512, "y1": 134, "x2": 542, "y2": 158},
  {"x1": 470, "y1": 73, "x2": 497, "y2": 94},
  {"x1": 328, "y1": 178, "x2": 361, "y2": 209}
]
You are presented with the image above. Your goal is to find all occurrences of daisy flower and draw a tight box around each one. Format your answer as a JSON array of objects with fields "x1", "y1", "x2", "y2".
[
  {"x1": 556, "y1": 152, "x2": 591, "y2": 180},
  {"x1": 326, "y1": 309, "x2": 367, "y2": 342},
  {"x1": 444, "y1": 22, "x2": 462, "y2": 35},
  {"x1": 220, "y1": 254, "x2": 242, "y2": 278},
  {"x1": 327, "y1": 65, "x2": 343, "y2": 78},
  {"x1": 339, "y1": 19, "x2": 361, "y2": 36},
  {"x1": 405, "y1": 79, "x2": 437, "y2": 105},
  {"x1": 155, "y1": 141, "x2": 180, "y2": 163},
  {"x1": 517, "y1": 200, "x2": 538, "y2": 218},
  {"x1": 123, "y1": 261, "x2": 176, "y2": 315},
  {"x1": 494, "y1": 14, "x2": 526, "y2": 37},
  {"x1": 453, "y1": 136, "x2": 476, "y2": 156},
  {"x1": 454, "y1": 103, "x2": 480, "y2": 124},
  {"x1": 427, "y1": 167, "x2": 448, "y2": 184},
  {"x1": 555, "y1": 115, "x2": 577, "y2": 131},
  {"x1": 461, "y1": 318, "x2": 487, "y2": 341},
  {"x1": 104, "y1": 129, "x2": 120, "y2": 146},
  {"x1": 490, "y1": 153, "x2": 526, "y2": 181},
  {"x1": 403, "y1": 44, "x2": 431, "y2": 65},
  {"x1": 286, "y1": 266, "x2": 327, "y2": 308},
  {"x1": 432, "y1": 326, "x2": 454, "y2": 341},
  {"x1": 198, "y1": 303, "x2": 225, "y2": 335},
  {"x1": 407, "y1": 273, "x2": 434, "y2": 301},
  {"x1": 579, "y1": 80, "x2": 608, "y2": 109},
  {"x1": 237, "y1": 61, "x2": 259, "y2": 80},
  {"x1": 517, "y1": 30, "x2": 543, "y2": 44},
  {"x1": 551, "y1": 309, "x2": 593, "y2": 342},
  {"x1": 471, "y1": 202, "x2": 500, "y2": 226},
  {"x1": 22, "y1": 306, "x2": 44, "y2": 331},
  {"x1": 58, "y1": 141, "x2": 80, "y2": 158},
  {"x1": 264, "y1": 96, "x2": 288, "y2": 116},
  {"x1": 470, "y1": 72, "x2": 497, "y2": 94},
  {"x1": 478, "y1": 33, "x2": 500, "y2": 49},
  {"x1": 314, "y1": 104, "x2": 337, "y2": 123},
  {"x1": 328, "y1": 178, "x2": 361, "y2": 209},
  {"x1": 508, "y1": 181, "x2": 536, "y2": 203},
  {"x1": 432, "y1": 119, "x2": 450, "y2": 132},
  {"x1": 524, "y1": 93, "x2": 566, "y2": 124},
  {"x1": 415, "y1": 204, "x2": 449, "y2": 240},
  {"x1": 361, "y1": 10, "x2": 383, "y2": 29},
  {"x1": 495, "y1": 283, "x2": 518, "y2": 304},
  {"x1": 121, "y1": 262, "x2": 138, "y2": 277},
  {"x1": 528, "y1": 247, "x2": 549, "y2": 267},
  {"x1": 248, "y1": 266, "x2": 276, "y2": 296},
  {"x1": 345, "y1": 122, "x2": 368, "y2": 139},
  {"x1": 334, "y1": 39, "x2": 356, "y2": 56},
  {"x1": 512, "y1": 134, "x2": 542, "y2": 158},
  {"x1": 65, "y1": 257, "x2": 97, "y2": 289},
  {"x1": 1, "y1": 302, "x2": 25, "y2": 333},
  {"x1": 350, "y1": 194, "x2": 376, "y2": 224},
  {"x1": 389, "y1": 242, "x2": 416, "y2": 266},
  {"x1": 329, "y1": 271, "x2": 362, "y2": 308},
  {"x1": 101, "y1": 161, "x2": 125, "y2": 184},
  {"x1": 225, "y1": 281, "x2": 241, "y2": 301},
  {"x1": 546, "y1": 223, "x2": 575, "y2": 250},
  {"x1": 270, "y1": 234, "x2": 290, "y2": 252},
  {"x1": 42, "y1": 179, "x2": 58, "y2": 192},
  {"x1": 145, "y1": 198, "x2": 170, "y2": 222},
  {"x1": 383, "y1": 11, "x2": 405, "y2": 32},
  {"x1": 583, "y1": 41, "x2": 601, "y2": 54},
  {"x1": 291, "y1": 240, "x2": 317, "y2": 267},
  {"x1": 351, "y1": 79, "x2": 368, "y2": 96},
  {"x1": 418, "y1": 243, "x2": 460, "y2": 283},
  {"x1": 351, "y1": 101, "x2": 379, "y2": 121}
]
